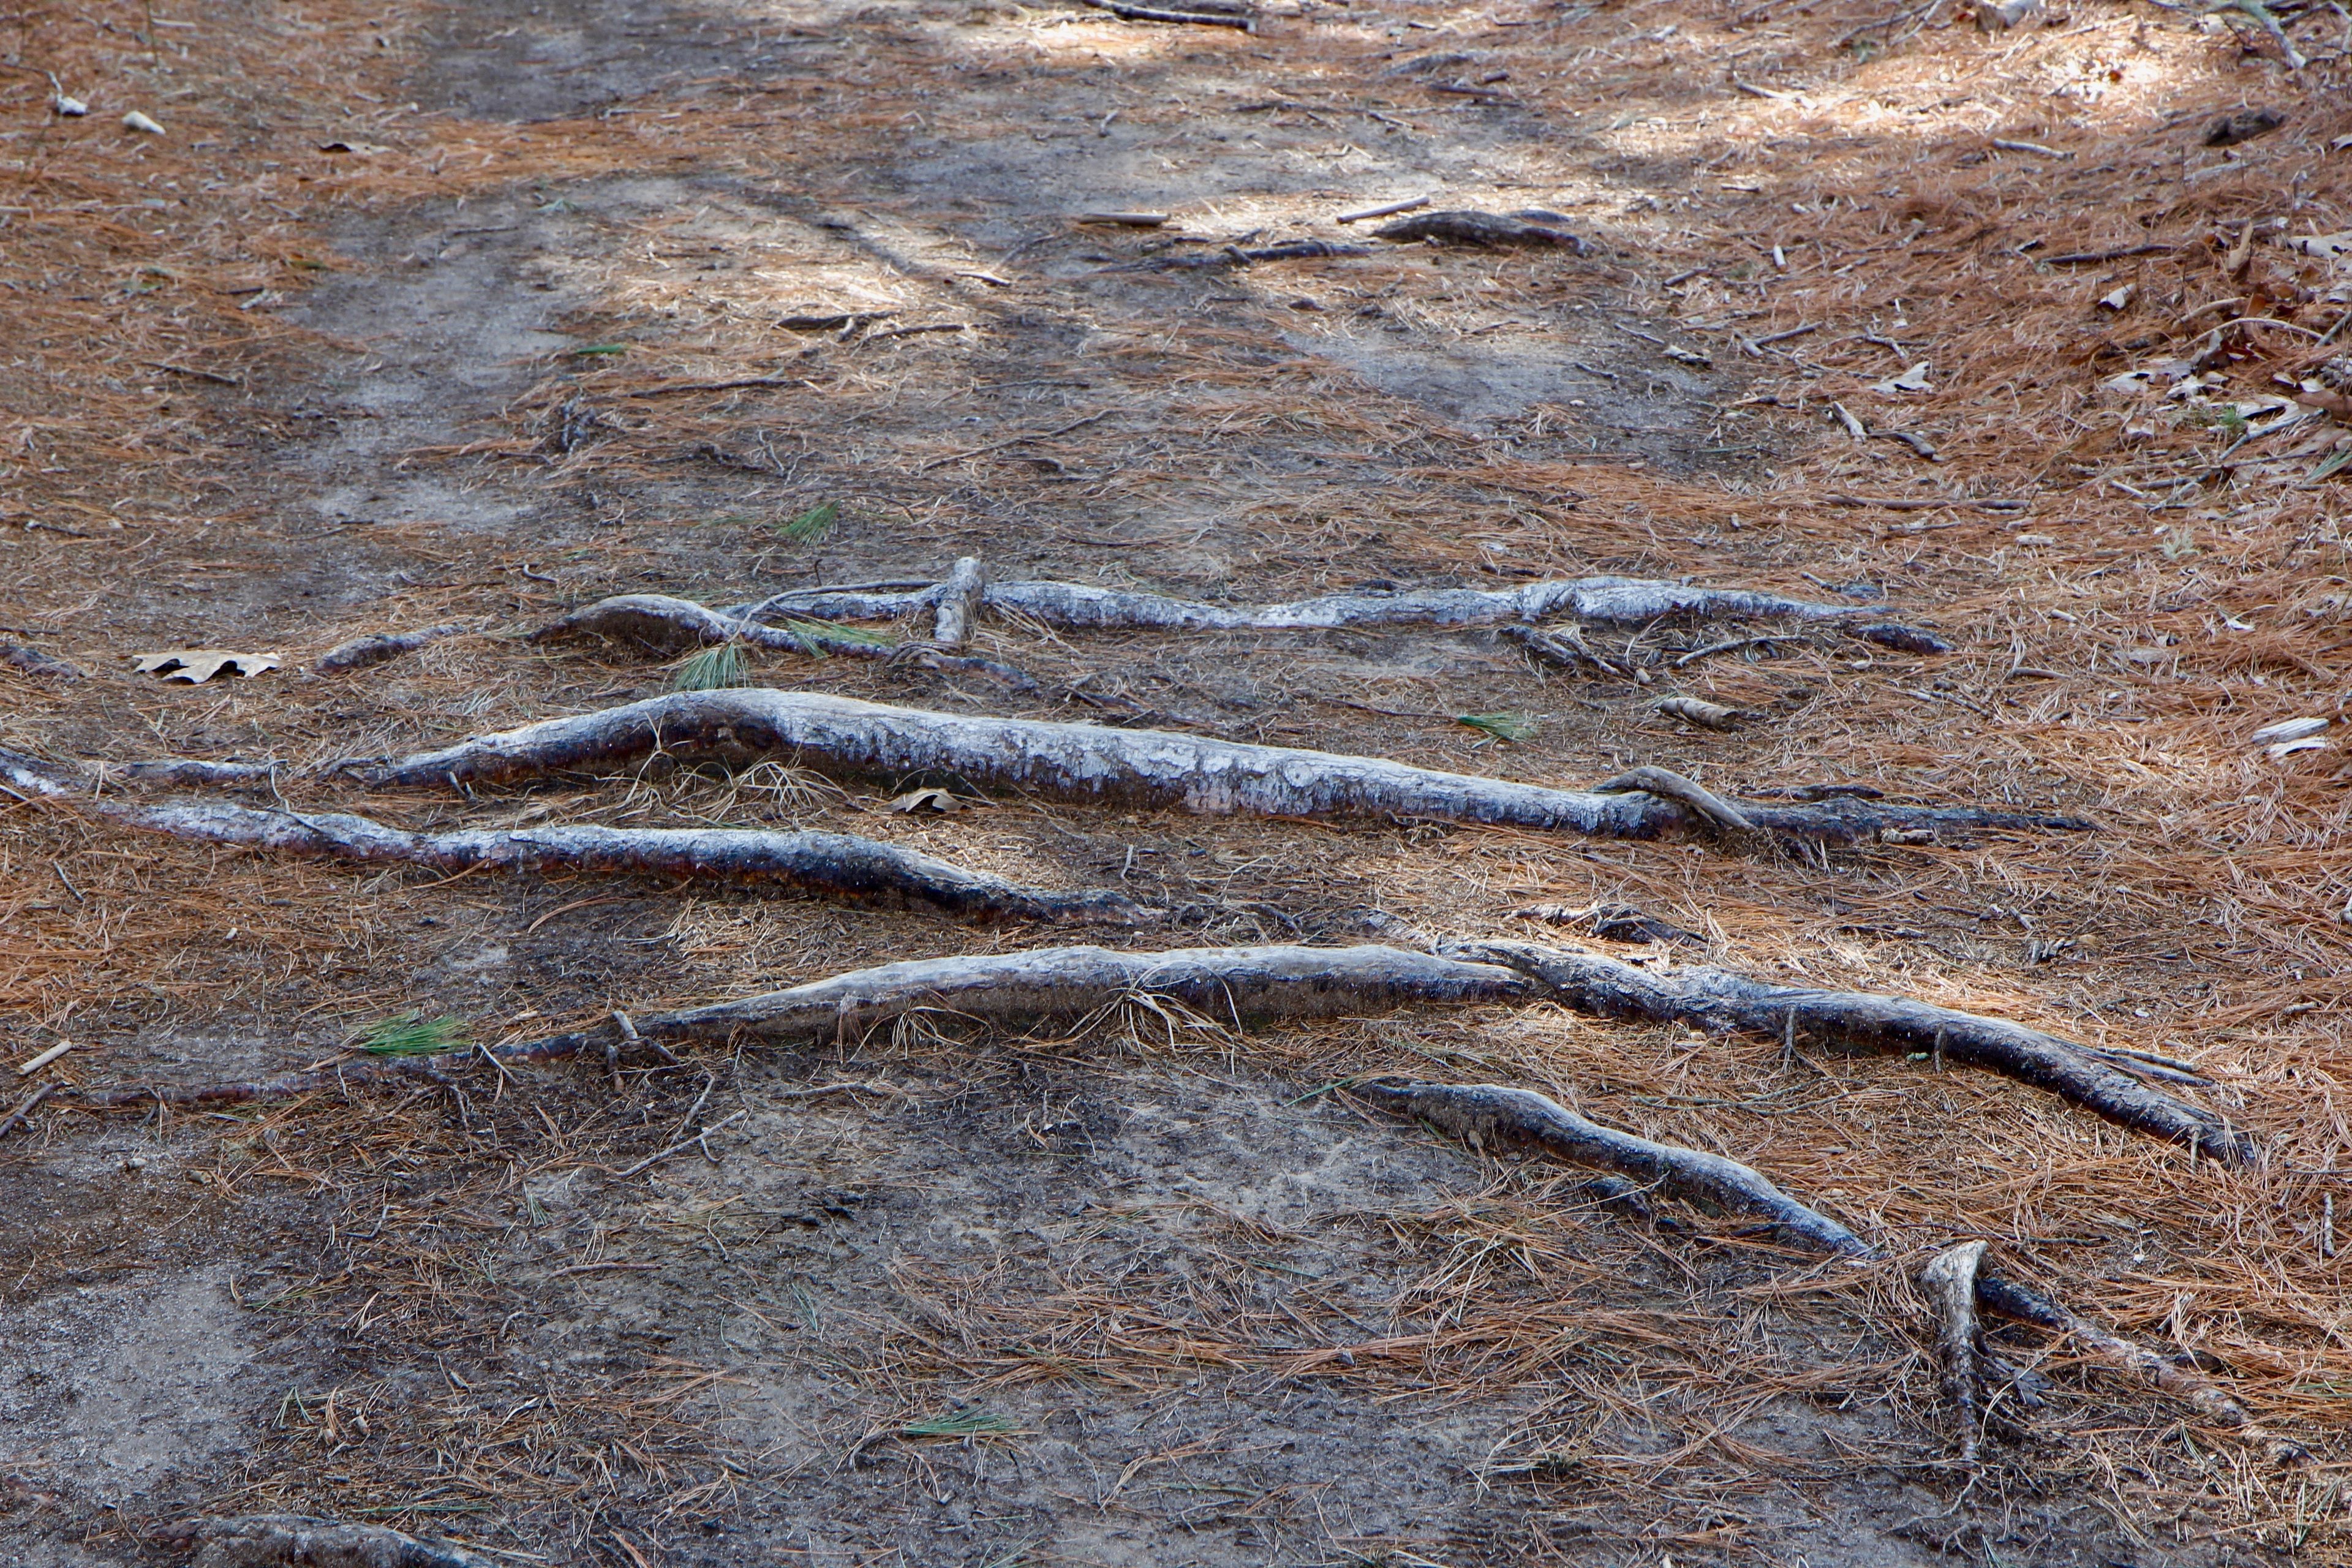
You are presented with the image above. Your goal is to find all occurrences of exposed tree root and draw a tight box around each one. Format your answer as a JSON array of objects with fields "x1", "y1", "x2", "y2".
[
  {"x1": 1356, "y1": 1077, "x2": 1869, "y2": 1255},
  {"x1": 53, "y1": 940, "x2": 2280, "y2": 1446},
  {"x1": 1358, "y1": 1077, "x2": 2274, "y2": 1442},
  {"x1": 1922, "y1": 1240, "x2": 1991, "y2": 1467},
  {"x1": 1451, "y1": 938, "x2": 2250, "y2": 1162},
  {"x1": 932, "y1": 555, "x2": 987, "y2": 648},
  {"x1": 60, "y1": 942, "x2": 1528, "y2": 1109},
  {"x1": 341, "y1": 689, "x2": 2089, "y2": 845},
  {"x1": 1373, "y1": 208, "x2": 1589, "y2": 252},
  {"x1": 0, "y1": 747, "x2": 1147, "y2": 924},
  {"x1": 2, "y1": 640, "x2": 81, "y2": 679},
  {"x1": 315, "y1": 624, "x2": 463, "y2": 675},
  {"x1": 639, "y1": 940, "x2": 1525, "y2": 1042},
  {"x1": 721, "y1": 570, "x2": 1942, "y2": 639},
  {"x1": 163, "y1": 1513, "x2": 496, "y2": 1568},
  {"x1": 527, "y1": 592, "x2": 1035, "y2": 687}
]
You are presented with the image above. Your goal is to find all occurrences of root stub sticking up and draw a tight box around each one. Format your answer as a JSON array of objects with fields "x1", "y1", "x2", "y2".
[
  {"x1": 1359, "y1": 1076, "x2": 2271, "y2": 1440},
  {"x1": 56, "y1": 940, "x2": 2274, "y2": 1443},
  {"x1": 0, "y1": 747, "x2": 1147, "y2": 924},
  {"x1": 1453, "y1": 938, "x2": 2252, "y2": 1162},
  {"x1": 343, "y1": 689, "x2": 2088, "y2": 846}
]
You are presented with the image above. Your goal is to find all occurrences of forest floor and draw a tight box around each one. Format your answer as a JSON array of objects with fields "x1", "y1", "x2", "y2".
[{"x1": 4, "y1": 0, "x2": 2352, "y2": 1561}]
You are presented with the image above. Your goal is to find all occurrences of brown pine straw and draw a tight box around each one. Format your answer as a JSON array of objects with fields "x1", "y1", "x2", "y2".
[{"x1": 7, "y1": 0, "x2": 2352, "y2": 1554}]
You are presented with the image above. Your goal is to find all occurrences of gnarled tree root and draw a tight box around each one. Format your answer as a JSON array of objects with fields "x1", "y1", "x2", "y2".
[
  {"x1": 59, "y1": 943, "x2": 1528, "y2": 1110},
  {"x1": 723, "y1": 571, "x2": 1939, "y2": 639},
  {"x1": 162, "y1": 1513, "x2": 496, "y2": 1568},
  {"x1": 1357, "y1": 1076, "x2": 2276, "y2": 1445},
  {"x1": 529, "y1": 593, "x2": 1036, "y2": 688},
  {"x1": 1923, "y1": 1240, "x2": 1991, "y2": 1467},
  {"x1": 1450, "y1": 938, "x2": 2250, "y2": 1163},
  {"x1": 58, "y1": 942, "x2": 2280, "y2": 1448},
  {"x1": 337, "y1": 689, "x2": 2089, "y2": 846},
  {"x1": 0, "y1": 747, "x2": 1147, "y2": 924}
]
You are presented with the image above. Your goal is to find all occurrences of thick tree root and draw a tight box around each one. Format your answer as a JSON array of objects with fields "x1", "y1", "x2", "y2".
[
  {"x1": 0, "y1": 747, "x2": 1147, "y2": 924},
  {"x1": 1359, "y1": 1076, "x2": 2274, "y2": 1442},
  {"x1": 1923, "y1": 1240, "x2": 1991, "y2": 1466},
  {"x1": 163, "y1": 1513, "x2": 497, "y2": 1568},
  {"x1": 55, "y1": 940, "x2": 2279, "y2": 1446},
  {"x1": 722, "y1": 571, "x2": 1938, "y2": 639},
  {"x1": 639, "y1": 940, "x2": 1526, "y2": 1042},
  {"x1": 341, "y1": 689, "x2": 2088, "y2": 845},
  {"x1": 529, "y1": 592, "x2": 1035, "y2": 687},
  {"x1": 1450, "y1": 938, "x2": 2248, "y2": 1162},
  {"x1": 61, "y1": 942, "x2": 1528, "y2": 1109}
]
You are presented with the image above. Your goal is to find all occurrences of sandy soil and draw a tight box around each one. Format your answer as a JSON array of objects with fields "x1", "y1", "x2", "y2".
[{"x1": 5, "y1": 0, "x2": 2351, "y2": 1561}]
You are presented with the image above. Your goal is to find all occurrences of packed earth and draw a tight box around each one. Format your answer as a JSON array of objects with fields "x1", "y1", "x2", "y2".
[{"x1": 4, "y1": 0, "x2": 2352, "y2": 1561}]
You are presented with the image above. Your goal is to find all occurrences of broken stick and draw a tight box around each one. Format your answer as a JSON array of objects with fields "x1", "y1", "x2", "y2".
[{"x1": 1922, "y1": 1240, "x2": 1991, "y2": 1466}]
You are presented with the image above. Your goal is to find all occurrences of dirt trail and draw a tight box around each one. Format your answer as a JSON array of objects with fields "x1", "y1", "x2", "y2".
[{"x1": 4, "y1": 0, "x2": 2350, "y2": 1561}]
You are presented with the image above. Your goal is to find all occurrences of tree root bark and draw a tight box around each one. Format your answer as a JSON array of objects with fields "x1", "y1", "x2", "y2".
[
  {"x1": 1357, "y1": 1076, "x2": 2278, "y2": 1446},
  {"x1": 162, "y1": 1513, "x2": 496, "y2": 1568},
  {"x1": 720, "y1": 570, "x2": 1942, "y2": 640},
  {"x1": 59, "y1": 942, "x2": 1528, "y2": 1109},
  {"x1": 55, "y1": 940, "x2": 2283, "y2": 1449},
  {"x1": 528, "y1": 592, "x2": 1035, "y2": 687},
  {"x1": 1356, "y1": 1077, "x2": 1869, "y2": 1255},
  {"x1": 0, "y1": 747, "x2": 1147, "y2": 924},
  {"x1": 315, "y1": 624, "x2": 462, "y2": 675},
  {"x1": 1449, "y1": 938, "x2": 2250, "y2": 1163},
  {"x1": 339, "y1": 689, "x2": 2089, "y2": 846}
]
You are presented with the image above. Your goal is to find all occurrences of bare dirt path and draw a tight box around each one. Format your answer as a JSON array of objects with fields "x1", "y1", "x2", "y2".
[{"x1": 6, "y1": 0, "x2": 2352, "y2": 1561}]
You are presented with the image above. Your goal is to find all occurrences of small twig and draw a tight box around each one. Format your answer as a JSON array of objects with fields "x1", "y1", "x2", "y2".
[
  {"x1": 0, "y1": 1081, "x2": 57, "y2": 1140},
  {"x1": 1991, "y1": 138, "x2": 2071, "y2": 159},
  {"x1": 1080, "y1": 0, "x2": 1253, "y2": 26},
  {"x1": 918, "y1": 411, "x2": 1108, "y2": 471},
  {"x1": 1673, "y1": 633, "x2": 1800, "y2": 668},
  {"x1": 1335, "y1": 195, "x2": 1430, "y2": 225},
  {"x1": 2214, "y1": 0, "x2": 2307, "y2": 66},
  {"x1": 613, "y1": 1108, "x2": 747, "y2": 1178},
  {"x1": 138, "y1": 359, "x2": 244, "y2": 386}
]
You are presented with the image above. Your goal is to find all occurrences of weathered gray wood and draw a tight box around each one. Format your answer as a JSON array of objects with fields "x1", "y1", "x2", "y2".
[
  {"x1": 346, "y1": 689, "x2": 2086, "y2": 845},
  {"x1": 0, "y1": 747, "x2": 1142, "y2": 924},
  {"x1": 1452, "y1": 938, "x2": 2250, "y2": 1163}
]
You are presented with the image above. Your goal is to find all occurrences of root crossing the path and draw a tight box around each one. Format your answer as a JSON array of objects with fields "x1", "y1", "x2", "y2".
[
  {"x1": 339, "y1": 689, "x2": 2089, "y2": 845},
  {"x1": 55, "y1": 937, "x2": 2265, "y2": 1444},
  {"x1": 0, "y1": 747, "x2": 1147, "y2": 924},
  {"x1": 1358, "y1": 1077, "x2": 2271, "y2": 1440},
  {"x1": 1453, "y1": 938, "x2": 2251, "y2": 1162},
  {"x1": 167, "y1": 1514, "x2": 499, "y2": 1568},
  {"x1": 718, "y1": 569, "x2": 1945, "y2": 639}
]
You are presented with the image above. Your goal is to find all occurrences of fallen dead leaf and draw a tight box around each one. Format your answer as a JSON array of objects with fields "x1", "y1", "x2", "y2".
[
  {"x1": 131, "y1": 649, "x2": 282, "y2": 682},
  {"x1": 890, "y1": 787, "x2": 968, "y2": 813}
]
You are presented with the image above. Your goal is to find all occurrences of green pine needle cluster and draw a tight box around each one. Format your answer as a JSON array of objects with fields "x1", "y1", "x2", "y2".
[
  {"x1": 671, "y1": 641, "x2": 747, "y2": 691},
  {"x1": 778, "y1": 500, "x2": 839, "y2": 542},
  {"x1": 1457, "y1": 711, "x2": 1538, "y2": 743},
  {"x1": 355, "y1": 1011, "x2": 470, "y2": 1057}
]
